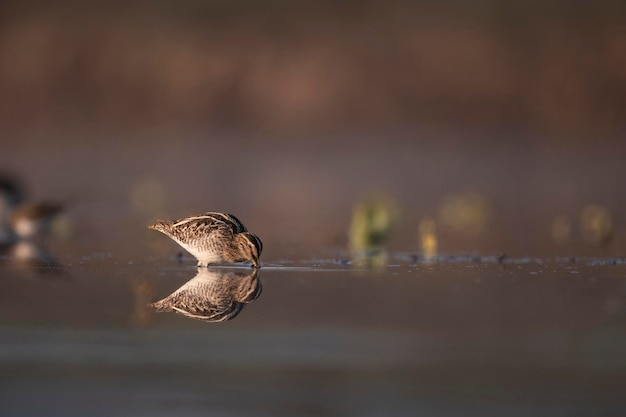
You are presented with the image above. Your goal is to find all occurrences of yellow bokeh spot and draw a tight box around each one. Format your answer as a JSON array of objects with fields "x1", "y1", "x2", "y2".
[
  {"x1": 580, "y1": 204, "x2": 613, "y2": 244},
  {"x1": 349, "y1": 193, "x2": 399, "y2": 251},
  {"x1": 51, "y1": 214, "x2": 73, "y2": 239},
  {"x1": 418, "y1": 218, "x2": 438, "y2": 260},
  {"x1": 439, "y1": 192, "x2": 490, "y2": 237}
]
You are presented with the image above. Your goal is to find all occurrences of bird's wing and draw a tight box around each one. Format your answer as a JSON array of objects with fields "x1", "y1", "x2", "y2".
[
  {"x1": 197, "y1": 212, "x2": 248, "y2": 233},
  {"x1": 167, "y1": 213, "x2": 238, "y2": 242}
]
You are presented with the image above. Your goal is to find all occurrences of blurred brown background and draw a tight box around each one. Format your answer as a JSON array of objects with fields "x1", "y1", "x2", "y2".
[
  {"x1": 2, "y1": 0, "x2": 626, "y2": 138},
  {"x1": 1, "y1": 0, "x2": 625, "y2": 257}
]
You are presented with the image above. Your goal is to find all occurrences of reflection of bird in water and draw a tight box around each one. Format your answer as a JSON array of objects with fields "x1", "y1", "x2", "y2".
[
  {"x1": 151, "y1": 268, "x2": 261, "y2": 322},
  {"x1": 149, "y1": 212, "x2": 262, "y2": 268}
]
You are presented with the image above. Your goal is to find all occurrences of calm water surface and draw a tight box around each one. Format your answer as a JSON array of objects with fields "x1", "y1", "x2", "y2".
[
  {"x1": 1, "y1": 243, "x2": 626, "y2": 417},
  {"x1": 2, "y1": 122, "x2": 626, "y2": 416}
]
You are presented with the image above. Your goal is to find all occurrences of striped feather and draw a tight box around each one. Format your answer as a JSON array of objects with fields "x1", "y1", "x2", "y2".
[
  {"x1": 148, "y1": 211, "x2": 260, "y2": 267},
  {"x1": 171, "y1": 212, "x2": 247, "y2": 233}
]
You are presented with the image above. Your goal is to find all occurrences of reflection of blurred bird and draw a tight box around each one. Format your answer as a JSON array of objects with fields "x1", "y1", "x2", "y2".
[
  {"x1": 12, "y1": 202, "x2": 64, "y2": 240},
  {"x1": 9, "y1": 240, "x2": 61, "y2": 269},
  {"x1": 151, "y1": 268, "x2": 261, "y2": 322},
  {"x1": 149, "y1": 212, "x2": 262, "y2": 267}
]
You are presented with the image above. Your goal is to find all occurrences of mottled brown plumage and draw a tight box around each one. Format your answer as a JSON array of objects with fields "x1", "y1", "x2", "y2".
[
  {"x1": 151, "y1": 268, "x2": 261, "y2": 322},
  {"x1": 148, "y1": 212, "x2": 262, "y2": 267}
]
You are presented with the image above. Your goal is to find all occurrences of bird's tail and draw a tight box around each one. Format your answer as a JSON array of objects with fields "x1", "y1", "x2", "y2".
[{"x1": 150, "y1": 299, "x2": 173, "y2": 312}]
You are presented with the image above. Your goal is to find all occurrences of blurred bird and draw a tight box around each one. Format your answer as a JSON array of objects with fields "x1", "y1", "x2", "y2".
[
  {"x1": 149, "y1": 212, "x2": 263, "y2": 267},
  {"x1": 0, "y1": 175, "x2": 24, "y2": 244},
  {"x1": 11, "y1": 202, "x2": 64, "y2": 240},
  {"x1": 151, "y1": 268, "x2": 261, "y2": 322},
  {"x1": 0, "y1": 174, "x2": 65, "y2": 243},
  {"x1": 0, "y1": 175, "x2": 24, "y2": 208}
]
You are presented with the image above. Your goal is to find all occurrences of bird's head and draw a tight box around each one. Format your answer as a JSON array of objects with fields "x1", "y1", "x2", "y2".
[{"x1": 237, "y1": 232, "x2": 263, "y2": 268}]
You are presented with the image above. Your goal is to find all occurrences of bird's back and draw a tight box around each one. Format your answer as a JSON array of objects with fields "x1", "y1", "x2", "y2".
[
  {"x1": 149, "y1": 212, "x2": 247, "y2": 242},
  {"x1": 173, "y1": 212, "x2": 246, "y2": 232}
]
